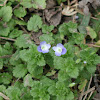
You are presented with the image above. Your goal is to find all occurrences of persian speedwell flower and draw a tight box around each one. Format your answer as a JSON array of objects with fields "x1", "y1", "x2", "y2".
[
  {"x1": 83, "y1": 61, "x2": 87, "y2": 64},
  {"x1": 37, "y1": 41, "x2": 51, "y2": 53},
  {"x1": 52, "y1": 43, "x2": 67, "y2": 56}
]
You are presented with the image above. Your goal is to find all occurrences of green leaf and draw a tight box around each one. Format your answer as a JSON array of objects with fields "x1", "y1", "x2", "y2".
[
  {"x1": 21, "y1": 87, "x2": 33, "y2": 100},
  {"x1": 0, "y1": 73, "x2": 12, "y2": 84},
  {"x1": 14, "y1": 7, "x2": 27, "y2": 18},
  {"x1": 56, "y1": 81, "x2": 68, "y2": 95},
  {"x1": 9, "y1": 29, "x2": 23, "y2": 38},
  {"x1": 86, "y1": 65, "x2": 96, "y2": 74},
  {"x1": 0, "y1": 59, "x2": 3, "y2": 69},
  {"x1": 66, "y1": 91, "x2": 74, "y2": 100},
  {"x1": 67, "y1": 21, "x2": 77, "y2": 29},
  {"x1": 0, "y1": 85, "x2": 6, "y2": 100},
  {"x1": 94, "y1": 55, "x2": 100, "y2": 64},
  {"x1": 15, "y1": 34, "x2": 32, "y2": 48},
  {"x1": 39, "y1": 34, "x2": 54, "y2": 44},
  {"x1": 24, "y1": 74, "x2": 33, "y2": 87},
  {"x1": 7, "y1": 19, "x2": 16, "y2": 31},
  {"x1": 72, "y1": 33, "x2": 84, "y2": 44},
  {"x1": 59, "y1": 23, "x2": 68, "y2": 36},
  {"x1": 48, "y1": 85, "x2": 56, "y2": 95},
  {"x1": 54, "y1": 56, "x2": 65, "y2": 69},
  {"x1": 0, "y1": 22, "x2": 10, "y2": 36},
  {"x1": 78, "y1": 79, "x2": 87, "y2": 91},
  {"x1": 27, "y1": 65, "x2": 43, "y2": 79},
  {"x1": 44, "y1": 53, "x2": 54, "y2": 67},
  {"x1": 42, "y1": 24, "x2": 54, "y2": 34},
  {"x1": 78, "y1": 14, "x2": 90, "y2": 34},
  {"x1": 10, "y1": 50, "x2": 21, "y2": 66},
  {"x1": 6, "y1": 86, "x2": 21, "y2": 100},
  {"x1": 1, "y1": 42, "x2": 13, "y2": 56},
  {"x1": 32, "y1": 0, "x2": 46, "y2": 9},
  {"x1": 57, "y1": 95, "x2": 66, "y2": 100},
  {"x1": 30, "y1": 81, "x2": 50, "y2": 100},
  {"x1": 68, "y1": 83, "x2": 76, "y2": 87},
  {"x1": 92, "y1": 18, "x2": 100, "y2": 34},
  {"x1": 0, "y1": 85, "x2": 6, "y2": 93},
  {"x1": 27, "y1": 15, "x2": 42, "y2": 32},
  {"x1": 40, "y1": 76, "x2": 55, "y2": 87},
  {"x1": 67, "y1": 66, "x2": 79, "y2": 78},
  {"x1": 20, "y1": 44, "x2": 46, "y2": 66},
  {"x1": 46, "y1": 70, "x2": 56, "y2": 76},
  {"x1": 20, "y1": 0, "x2": 33, "y2": 8},
  {"x1": 58, "y1": 70, "x2": 69, "y2": 81},
  {"x1": 0, "y1": 6, "x2": 12, "y2": 22},
  {"x1": 15, "y1": 19, "x2": 27, "y2": 25},
  {"x1": 13, "y1": 64, "x2": 27, "y2": 78},
  {"x1": 86, "y1": 26, "x2": 97, "y2": 39}
]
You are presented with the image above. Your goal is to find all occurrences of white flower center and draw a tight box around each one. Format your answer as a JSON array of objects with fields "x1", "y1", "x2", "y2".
[
  {"x1": 41, "y1": 45, "x2": 48, "y2": 51},
  {"x1": 56, "y1": 47, "x2": 62, "y2": 53}
]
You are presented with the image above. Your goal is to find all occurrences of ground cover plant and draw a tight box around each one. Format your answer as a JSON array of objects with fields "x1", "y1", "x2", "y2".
[{"x1": 0, "y1": 0, "x2": 100, "y2": 100}]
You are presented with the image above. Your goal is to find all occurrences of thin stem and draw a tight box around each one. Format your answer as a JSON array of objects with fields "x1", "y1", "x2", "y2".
[{"x1": 0, "y1": 37, "x2": 15, "y2": 41}]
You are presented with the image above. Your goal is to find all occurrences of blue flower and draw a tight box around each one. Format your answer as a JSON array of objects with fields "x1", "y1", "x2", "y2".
[
  {"x1": 52, "y1": 43, "x2": 67, "y2": 56},
  {"x1": 37, "y1": 41, "x2": 51, "y2": 53},
  {"x1": 83, "y1": 61, "x2": 87, "y2": 64}
]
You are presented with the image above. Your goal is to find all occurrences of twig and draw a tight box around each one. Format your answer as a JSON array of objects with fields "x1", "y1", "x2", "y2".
[
  {"x1": 0, "y1": 0, "x2": 8, "y2": 6},
  {"x1": 87, "y1": 91, "x2": 94, "y2": 100},
  {"x1": 74, "y1": 8, "x2": 99, "y2": 20},
  {"x1": 20, "y1": 25, "x2": 29, "y2": 34},
  {"x1": 79, "y1": 87, "x2": 85, "y2": 100},
  {"x1": 86, "y1": 43, "x2": 100, "y2": 48},
  {"x1": 83, "y1": 75, "x2": 92, "y2": 100},
  {"x1": 94, "y1": 74, "x2": 100, "y2": 93},
  {"x1": 0, "y1": 92, "x2": 9, "y2": 100},
  {"x1": 0, "y1": 55, "x2": 12, "y2": 58},
  {"x1": 13, "y1": 0, "x2": 22, "y2": 10},
  {"x1": 0, "y1": 37, "x2": 15, "y2": 41},
  {"x1": 83, "y1": 86, "x2": 95, "y2": 96}
]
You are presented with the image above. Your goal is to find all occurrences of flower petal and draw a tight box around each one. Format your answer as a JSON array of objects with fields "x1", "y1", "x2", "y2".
[
  {"x1": 46, "y1": 44, "x2": 51, "y2": 49},
  {"x1": 52, "y1": 46, "x2": 56, "y2": 51},
  {"x1": 57, "y1": 43, "x2": 64, "y2": 48},
  {"x1": 40, "y1": 41, "x2": 46, "y2": 45},
  {"x1": 61, "y1": 47, "x2": 67, "y2": 55},
  {"x1": 55, "y1": 52, "x2": 61, "y2": 56},
  {"x1": 37, "y1": 46, "x2": 42, "y2": 52}
]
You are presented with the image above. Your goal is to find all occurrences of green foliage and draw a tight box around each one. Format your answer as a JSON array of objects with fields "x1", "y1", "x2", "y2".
[
  {"x1": 32, "y1": 0, "x2": 46, "y2": 9},
  {"x1": 39, "y1": 34, "x2": 55, "y2": 44},
  {"x1": 21, "y1": 0, "x2": 46, "y2": 9},
  {"x1": 14, "y1": 7, "x2": 27, "y2": 18},
  {"x1": 0, "y1": 1, "x2": 99, "y2": 100},
  {"x1": 24, "y1": 74, "x2": 33, "y2": 87},
  {"x1": 15, "y1": 34, "x2": 32, "y2": 48},
  {"x1": 86, "y1": 26, "x2": 97, "y2": 39},
  {"x1": 6, "y1": 86, "x2": 21, "y2": 100},
  {"x1": 42, "y1": 24, "x2": 54, "y2": 34},
  {"x1": 13, "y1": 64, "x2": 27, "y2": 78},
  {"x1": 0, "y1": 6, "x2": 12, "y2": 22},
  {"x1": 9, "y1": 29, "x2": 23, "y2": 38},
  {"x1": 78, "y1": 14, "x2": 91, "y2": 34},
  {"x1": 27, "y1": 15, "x2": 42, "y2": 32},
  {"x1": 0, "y1": 73, "x2": 12, "y2": 84},
  {"x1": 0, "y1": 59, "x2": 3, "y2": 69},
  {"x1": 0, "y1": 22, "x2": 10, "y2": 36},
  {"x1": 15, "y1": 19, "x2": 27, "y2": 25}
]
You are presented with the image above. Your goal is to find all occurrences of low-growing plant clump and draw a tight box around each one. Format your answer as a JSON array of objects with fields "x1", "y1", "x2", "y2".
[{"x1": 0, "y1": 0, "x2": 100, "y2": 100}]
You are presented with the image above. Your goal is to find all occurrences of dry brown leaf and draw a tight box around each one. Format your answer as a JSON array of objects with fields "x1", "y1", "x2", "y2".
[{"x1": 62, "y1": 6, "x2": 77, "y2": 16}]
